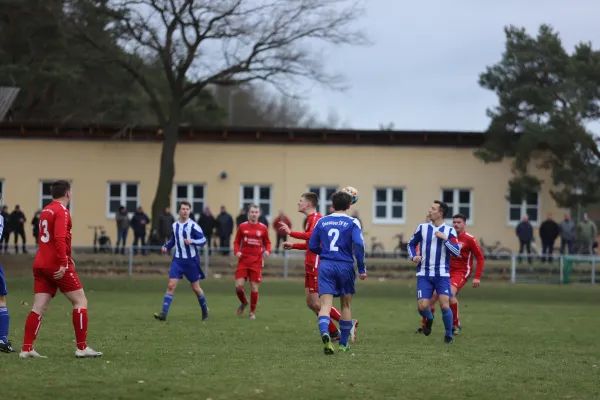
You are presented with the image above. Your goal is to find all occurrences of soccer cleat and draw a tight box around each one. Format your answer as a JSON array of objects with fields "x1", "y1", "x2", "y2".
[
  {"x1": 338, "y1": 344, "x2": 350, "y2": 352},
  {"x1": 444, "y1": 336, "x2": 454, "y2": 344},
  {"x1": 236, "y1": 303, "x2": 248, "y2": 316},
  {"x1": 423, "y1": 316, "x2": 434, "y2": 337},
  {"x1": 19, "y1": 349, "x2": 47, "y2": 359},
  {"x1": 321, "y1": 333, "x2": 335, "y2": 355},
  {"x1": 0, "y1": 339, "x2": 16, "y2": 353},
  {"x1": 452, "y1": 325, "x2": 462, "y2": 335},
  {"x1": 154, "y1": 312, "x2": 167, "y2": 321},
  {"x1": 329, "y1": 330, "x2": 341, "y2": 342},
  {"x1": 75, "y1": 346, "x2": 103, "y2": 358},
  {"x1": 350, "y1": 319, "x2": 359, "y2": 344},
  {"x1": 415, "y1": 328, "x2": 424, "y2": 334},
  {"x1": 249, "y1": 313, "x2": 256, "y2": 320},
  {"x1": 201, "y1": 310, "x2": 209, "y2": 321}
]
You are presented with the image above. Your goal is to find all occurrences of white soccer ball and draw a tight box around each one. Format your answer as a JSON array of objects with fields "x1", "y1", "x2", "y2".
[{"x1": 342, "y1": 186, "x2": 359, "y2": 205}]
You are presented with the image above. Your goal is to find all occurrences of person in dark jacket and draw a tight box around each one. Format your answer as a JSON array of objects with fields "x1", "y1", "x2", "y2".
[
  {"x1": 236, "y1": 208, "x2": 247, "y2": 227},
  {"x1": 539, "y1": 213, "x2": 559, "y2": 262},
  {"x1": 130, "y1": 206, "x2": 150, "y2": 255},
  {"x1": 9, "y1": 205, "x2": 27, "y2": 253},
  {"x1": 1, "y1": 206, "x2": 10, "y2": 253},
  {"x1": 516, "y1": 215, "x2": 533, "y2": 264},
  {"x1": 198, "y1": 206, "x2": 216, "y2": 254},
  {"x1": 115, "y1": 206, "x2": 130, "y2": 254},
  {"x1": 157, "y1": 206, "x2": 175, "y2": 246},
  {"x1": 31, "y1": 210, "x2": 41, "y2": 248},
  {"x1": 216, "y1": 206, "x2": 234, "y2": 255}
]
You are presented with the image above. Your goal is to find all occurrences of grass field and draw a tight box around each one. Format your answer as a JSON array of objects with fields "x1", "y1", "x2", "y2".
[{"x1": 1, "y1": 277, "x2": 599, "y2": 400}]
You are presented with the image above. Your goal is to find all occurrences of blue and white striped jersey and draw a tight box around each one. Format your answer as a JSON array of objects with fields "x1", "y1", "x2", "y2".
[
  {"x1": 407, "y1": 222, "x2": 461, "y2": 277},
  {"x1": 163, "y1": 219, "x2": 207, "y2": 259}
]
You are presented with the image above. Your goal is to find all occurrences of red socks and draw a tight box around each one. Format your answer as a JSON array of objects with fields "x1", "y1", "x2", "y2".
[
  {"x1": 73, "y1": 308, "x2": 88, "y2": 350},
  {"x1": 421, "y1": 306, "x2": 436, "y2": 330},
  {"x1": 250, "y1": 291, "x2": 259, "y2": 313},
  {"x1": 329, "y1": 307, "x2": 341, "y2": 321},
  {"x1": 22, "y1": 311, "x2": 42, "y2": 352},
  {"x1": 236, "y1": 288, "x2": 248, "y2": 305},
  {"x1": 450, "y1": 301, "x2": 459, "y2": 327}
]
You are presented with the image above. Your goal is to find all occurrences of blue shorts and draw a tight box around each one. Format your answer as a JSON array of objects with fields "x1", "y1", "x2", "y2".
[
  {"x1": 318, "y1": 260, "x2": 356, "y2": 297},
  {"x1": 0, "y1": 265, "x2": 7, "y2": 296},
  {"x1": 169, "y1": 258, "x2": 205, "y2": 283},
  {"x1": 417, "y1": 275, "x2": 453, "y2": 300}
]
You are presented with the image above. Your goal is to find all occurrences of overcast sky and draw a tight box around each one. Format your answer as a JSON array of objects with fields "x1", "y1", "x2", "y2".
[{"x1": 305, "y1": 0, "x2": 600, "y2": 132}]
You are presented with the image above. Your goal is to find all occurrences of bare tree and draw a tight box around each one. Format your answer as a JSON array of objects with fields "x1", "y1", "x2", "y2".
[{"x1": 71, "y1": 0, "x2": 367, "y2": 229}]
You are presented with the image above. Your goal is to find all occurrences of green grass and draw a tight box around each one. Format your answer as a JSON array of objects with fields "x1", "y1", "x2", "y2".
[{"x1": 2, "y1": 277, "x2": 600, "y2": 400}]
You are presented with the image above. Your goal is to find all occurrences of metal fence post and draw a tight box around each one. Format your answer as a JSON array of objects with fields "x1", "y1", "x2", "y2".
[
  {"x1": 510, "y1": 254, "x2": 516, "y2": 284},
  {"x1": 128, "y1": 246, "x2": 133, "y2": 277},
  {"x1": 283, "y1": 250, "x2": 289, "y2": 279},
  {"x1": 559, "y1": 255, "x2": 564, "y2": 284},
  {"x1": 204, "y1": 248, "x2": 210, "y2": 277},
  {"x1": 592, "y1": 256, "x2": 596, "y2": 285}
]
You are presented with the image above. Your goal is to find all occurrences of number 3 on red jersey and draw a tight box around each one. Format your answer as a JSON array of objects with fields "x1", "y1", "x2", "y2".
[{"x1": 40, "y1": 220, "x2": 50, "y2": 243}]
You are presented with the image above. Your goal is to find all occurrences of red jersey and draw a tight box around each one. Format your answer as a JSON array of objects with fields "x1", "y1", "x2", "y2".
[
  {"x1": 33, "y1": 201, "x2": 72, "y2": 270},
  {"x1": 451, "y1": 231, "x2": 484, "y2": 279},
  {"x1": 291, "y1": 212, "x2": 322, "y2": 273},
  {"x1": 233, "y1": 221, "x2": 272, "y2": 268}
]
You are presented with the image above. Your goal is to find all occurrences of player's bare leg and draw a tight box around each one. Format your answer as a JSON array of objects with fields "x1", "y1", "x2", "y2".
[
  {"x1": 338, "y1": 294, "x2": 355, "y2": 351},
  {"x1": 235, "y1": 278, "x2": 249, "y2": 316},
  {"x1": 417, "y1": 291, "x2": 438, "y2": 334},
  {"x1": 450, "y1": 285, "x2": 461, "y2": 334},
  {"x1": 190, "y1": 281, "x2": 209, "y2": 321},
  {"x1": 155, "y1": 278, "x2": 180, "y2": 321},
  {"x1": 0, "y1": 295, "x2": 15, "y2": 353},
  {"x1": 306, "y1": 289, "x2": 341, "y2": 341},
  {"x1": 20, "y1": 293, "x2": 52, "y2": 359},
  {"x1": 317, "y1": 294, "x2": 335, "y2": 355},
  {"x1": 248, "y1": 281, "x2": 259, "y2": 319},
  {"x1": 438, "y1": 294, "x2": 453, "y2": 344},
  {"x1": 63, "y1": 289, "x2": 103, "y2": 357}
]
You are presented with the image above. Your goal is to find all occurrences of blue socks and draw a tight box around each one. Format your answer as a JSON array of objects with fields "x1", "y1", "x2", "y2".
[
  {"x1": 339, "y1": 320, "x2": 353, "y2": 347},
  {"x1": 198, "y1": 295, "x2": 208, "y2": 313},
  {"x1": 419, "y1": 307, "x2": 434, "y2": 321},
  {"x1": 0, "y1": 306, "x2": 9, "y2": 342},
  {"x1": 162, "y1": 294, "x2": 173, "y2": 314},
  {"x1": 318, "y1": 316, "x2": 330, "y2": 336},
  {"x1": 442, "y1": 307, "x2": 453, "y2": 337}
]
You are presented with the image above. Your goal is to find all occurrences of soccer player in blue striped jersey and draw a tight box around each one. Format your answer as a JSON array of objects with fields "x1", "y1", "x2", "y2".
[
  {"x1": 154, "y1": 201, "x2": 209, "y2": 322},
  {"x1": 408, "y1": 200, "x2": 461, "y2": 344},
  {"x1": 0, "y1": 192, "x2": 14, "y2": 353},
  {"x1": 308, "y1": 191, "x2": 367, "y2": 355}
]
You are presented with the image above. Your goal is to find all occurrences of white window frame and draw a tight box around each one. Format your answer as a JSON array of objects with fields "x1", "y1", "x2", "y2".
[
  {"x1": 372, "y1": 187, "x2": 406, "y2": 225},
  {"x1": 106, "y1": 182, "x2": 140, "y2": 219},
  {"x1": 307, "y1": 185, "x2": 337, "y2": 215},
  {"x1": 440, "y1": 188, "x2": 474, "y2": 225},
  {"x1": 39, "y1": 180, "x2": 73, "y2": 214},
  {"x1": 507, "y1": 190, "x2": 541, "y2": 227},
  {"x1": 173, "y1": 183, "x2": 206, "y2": 217},
  {"x1": 239, "y1": 184, "x2": 272, "y2": 220},
  {"x1": 0, "y1": 179, "x2": 4, "y2": 204}
]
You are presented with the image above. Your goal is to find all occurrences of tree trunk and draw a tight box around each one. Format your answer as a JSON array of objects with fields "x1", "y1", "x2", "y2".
[{"x1": 150, "y1": 118, "x2": 179, "y2": 234}]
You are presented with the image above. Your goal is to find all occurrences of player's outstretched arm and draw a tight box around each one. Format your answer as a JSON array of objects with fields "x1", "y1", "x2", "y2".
[
  {"x1": 233, "y1": 228, "x2": 242, "y2": 255},
  {"x1": 407, "y1": 225, "x2": 422, "y2": 261},
  {"x1": 443, "y1": 228, "x2": 461, "y2": 256},
  {"x1": 263, "y1": 226, "x2": 272, "y2": 255},
  {"x1": 291, "y1": 242, "x2": 308, "y2": 250},
  {"x1": 471, "y1": 236, "x2": 485, "y2": 281},
  {"x1": 308, "y1": 223, "x2": 322, "y2": 255},
  {"x1": 163, "y1": 224, "x2": 176, "y2": 250},
  {"x1": 352, "y1": 222, "x2": 367, "y2": 276},
  {"x1": 190, "y1": 224, "x2": 207, "y2": 246}
]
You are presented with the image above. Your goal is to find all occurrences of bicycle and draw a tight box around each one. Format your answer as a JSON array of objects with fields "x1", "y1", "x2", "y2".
[{"x1": 479, "y1": 237, "x2": 512, "y2": 260}]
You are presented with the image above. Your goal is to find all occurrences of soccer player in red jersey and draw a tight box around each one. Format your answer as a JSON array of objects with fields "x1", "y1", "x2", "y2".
[
  {"x1": 234, "y1": 204, "x2": 271, "y2": 319},
  {"x1": 280, "y1": 192, "x2": 359, "y2": 342},
  {"x1": 19, "y1": 180, "x2": 102, "y2": 359},
  {"x1": 416, "y1": 213, "x2": 484, "y2": 335}
]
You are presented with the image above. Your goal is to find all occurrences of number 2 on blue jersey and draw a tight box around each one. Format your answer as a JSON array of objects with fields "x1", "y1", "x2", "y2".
[{"x1": 328, "y1": 228, "x2": 339, "y2": 251}]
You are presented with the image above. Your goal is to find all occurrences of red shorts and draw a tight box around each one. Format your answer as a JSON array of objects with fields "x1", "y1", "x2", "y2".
[
  {"x1": 34, "y1": 268, "x2": 83, "y2": 297},
  {"x1": 305, "y1": 272, "x2": 318, "y2": 293},
  {"x1": 450, "y1": 270, "x2": 471, "y2": 293},
  {"x1": 235, "y1": 263, "x2": 263, "y2": 283}
]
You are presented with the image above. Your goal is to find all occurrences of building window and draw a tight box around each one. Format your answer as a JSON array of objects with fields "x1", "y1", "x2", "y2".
[
  {"x1": 107, "y1": 182, "x2": 139, "y2": 218},
  {"x1": 0, "y1": 180, "x2": 4, "y2": 202},
  {"x1": 173, "y1": 183, "x2": 205, "y2": 218},
  {"x1": 441, "y1": 189, "x2": 473, "y2": 224},
  {"x1": 40, "y1": 180, "x2": 72, "y2": 212},
  {"x1": 508, "y1": 190, "x2": 539, "y2": 225},
  {"x1": 308, "y1": 186, "x2": 337, "y2": 215},
  {"x1": 372, "y1": 187, "x2": 405, "y2": 224},
  {"x1": 240, "y1": 185, "x2": 272, "y2": 219}
]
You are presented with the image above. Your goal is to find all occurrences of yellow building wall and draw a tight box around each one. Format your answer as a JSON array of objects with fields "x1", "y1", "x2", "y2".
[{"x1": 0, "y1": 139, "x2": 565, "y2": 250}]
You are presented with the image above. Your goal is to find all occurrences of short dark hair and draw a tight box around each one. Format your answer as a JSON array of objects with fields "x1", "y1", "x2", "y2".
[
  {"x1": 452, "y1": 213, "x2": 466, "y2": 222},
  {"x1": 50, "y1": 180, "x2": 71, "y2": 199},
  {"x1": 434, "y1": 200, "x2": 449, "y2": 218},
  {"x1": 301, "y1": 192, "x2": 319, "y2": 207},
  {"x1": 331, "y1": 191, "x2": 352, "y2": 211},
  {"x1": 179, "y1": 200, "x2": 192, "y2": 210}
]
